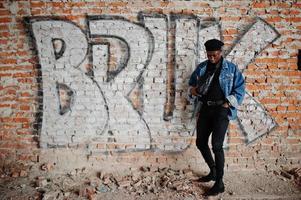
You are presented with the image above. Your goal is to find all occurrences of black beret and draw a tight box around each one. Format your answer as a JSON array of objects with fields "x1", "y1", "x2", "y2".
[{"x1": 204, "y1": 39, "x2": 224, "y2": 51}]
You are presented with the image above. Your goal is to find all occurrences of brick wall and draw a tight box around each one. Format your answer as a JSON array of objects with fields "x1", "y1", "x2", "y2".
[{"x1": 0, "y1": 0, "x2": 300, "y2": 174}]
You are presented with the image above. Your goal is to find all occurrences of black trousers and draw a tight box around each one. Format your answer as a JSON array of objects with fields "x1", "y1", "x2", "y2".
[{"x1": 196, "y1": 105, "x2": 229, "y2": 179}]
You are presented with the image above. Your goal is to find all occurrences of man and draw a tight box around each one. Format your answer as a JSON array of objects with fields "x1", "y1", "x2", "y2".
[{"x1": 188, "y1": 39, "x2": 245, "y2": 196}]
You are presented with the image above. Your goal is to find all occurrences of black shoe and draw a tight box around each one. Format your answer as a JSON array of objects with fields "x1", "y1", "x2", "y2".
[
  {"x1": 198, "y1": 168, "x2": 216, "y2": 182},
  {"x1": 204, "y1": 179, "x2": 225, "y2": 196}
]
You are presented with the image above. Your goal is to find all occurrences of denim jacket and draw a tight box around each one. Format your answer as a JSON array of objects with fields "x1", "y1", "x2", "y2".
[{"x1": 188, "y1": 58, "x2": 245, "y2": 120}]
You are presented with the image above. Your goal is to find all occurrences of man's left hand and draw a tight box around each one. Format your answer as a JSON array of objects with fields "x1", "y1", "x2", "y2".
[{"x1": 222, "y1": 102, "x2": 230, "y2": 108}]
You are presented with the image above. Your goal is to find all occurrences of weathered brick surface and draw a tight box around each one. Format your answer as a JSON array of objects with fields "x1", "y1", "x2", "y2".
[{"x1": 0, "y1": 0, "x2": 300, "y2": 173}]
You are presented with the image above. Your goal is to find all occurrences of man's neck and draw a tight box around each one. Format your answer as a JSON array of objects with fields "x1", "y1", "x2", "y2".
[{"x1": 209, "y1": 57, "x2": 223, "y2": 68}]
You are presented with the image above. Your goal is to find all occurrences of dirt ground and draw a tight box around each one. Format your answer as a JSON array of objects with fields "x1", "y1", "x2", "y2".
[{"x1": 0, "y1": 166, "x2": 300, "y2": 200}]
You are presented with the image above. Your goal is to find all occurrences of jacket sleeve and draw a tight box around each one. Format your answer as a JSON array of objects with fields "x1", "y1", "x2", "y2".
[
  {"x1": 188, "y1": 68, "x2": 199, "y2": 87},
  {"x1": 186, "y1": 66, "x2": 200, "y2": 103},
  {"x1": 226, "y1": 65, "x2": 245, "y2": 108}
]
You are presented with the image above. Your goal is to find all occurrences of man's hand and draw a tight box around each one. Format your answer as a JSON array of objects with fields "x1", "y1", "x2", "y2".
[
  {"x1": 222, "y1": 102, "x2": 230, "y2": 108},
  {"x1": 190, "y1": 87, "x2": 199, "y2": 96}
]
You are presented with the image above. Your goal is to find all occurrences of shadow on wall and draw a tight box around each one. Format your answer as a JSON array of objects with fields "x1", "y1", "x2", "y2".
[{"x1": 23, "y1": 12, "x2": 280, "y2": 153}]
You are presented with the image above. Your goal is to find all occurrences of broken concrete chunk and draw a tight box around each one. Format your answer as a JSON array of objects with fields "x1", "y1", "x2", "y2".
[
  {"x1": 20, "y1": 170, "x2": 28, "y2": 177},
  {"x1": 96, "y1": 184, "x2": 110, "y2": 193},
  {"x1": 118, "y1": 180, "x2": 131, "y2": 188},
  {"x1": 280, "y1": 170, "x2": 294, "y2": 180},
  {"x1": 11, "y1": 171, "x2": 19, "y2": 178},
  {"x1": 40, "y1": 163, "x2": 54, "y2": 171},
  {"x1": 42, "y1": 191, "x2": 63, "y2": 200},
  {"x1": 35, "y1": 176, "x2": 49, "y2": 187}
]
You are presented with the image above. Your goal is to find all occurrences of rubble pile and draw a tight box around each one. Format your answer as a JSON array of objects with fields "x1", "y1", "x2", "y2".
[
  {"x1": 285, "y1": 167, "x2": 301, "y2": 187},
  {"x1": 1, "y1": 164, "x2": 301, "y2": 200},
  {"x1": 35, "y1": 166, "x2": 200, "y2": 200},
  {"x1": 116, "y1": 167, "x2": 199, "y2": 195},
  {"x1": 0, "y1": 163, "x2": 29, "y2": 178},
  {"x1": 277, "y1": 166, "x2": 301, "y2": 187}
]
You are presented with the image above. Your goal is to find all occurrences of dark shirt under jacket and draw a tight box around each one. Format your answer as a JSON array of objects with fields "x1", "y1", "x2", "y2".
[{"x1": 203, "y1": 58, "x2": 225, "y2": 102}]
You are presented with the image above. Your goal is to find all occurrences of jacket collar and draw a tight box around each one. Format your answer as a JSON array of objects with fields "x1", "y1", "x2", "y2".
[{"x1": 205, "y1": 57, "x2": 228, "y2": 69}]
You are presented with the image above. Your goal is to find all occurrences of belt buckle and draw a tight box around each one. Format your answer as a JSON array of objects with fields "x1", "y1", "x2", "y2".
[{"x1": 207, "y1": 101, "x2": 214, "y2": 106}]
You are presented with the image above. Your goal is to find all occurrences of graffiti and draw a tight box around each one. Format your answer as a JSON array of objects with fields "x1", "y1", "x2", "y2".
[
  {"x1": 26, "y1": 13, "x2": 280, "y2": 152},
  {"x1": 226, "y1": 18, "x2": 280, "y2": 143}
]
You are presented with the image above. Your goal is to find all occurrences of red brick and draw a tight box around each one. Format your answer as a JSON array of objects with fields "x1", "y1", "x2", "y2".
[
  {"x1": 160, "y1": 2, "x2": 172, "y2": 7},
  {"x1": 252, "y1": 2, "x2": 268, "y2": 8},
  {"x1": 293, "y1": 3, "x2": 301, "y2": 8},
  {"x1": 0, "y1": 117, "x2": 13, "y2": 123},
  {"x1": 17, "y1": 78, "x2": 33, "y2": 84},
  {"x1": 50, "y1": 2, "x2": 66, "y2": 8},
  {"x1": 71, "y1": 2, "x2": 86, "y2": 7},
  {"x1": 0, "y1": 51, "x2": 14, "y2": 57},
  {"x1": 266, "y1": 16, "x2": 282, "y2": 23},
  {"x1": 192, "y1": 2, "x2": 210, "y2": 7},
  {"x1": 16, "y1": 130, "x2": 32, "y2": 135},
  {"x1": 13, "y1": 117, "x2": 29, "y2": 123},
  {"x1": 0, "y1": 66, "x2": 12, "y2": 72},
  {"x1": 0, "y1": 39, "x2": 8, "y2": 45},
  {"x1": 0, "y1": 9, "x2": 10, "y2": 16},
  {"x1": 289, "y1": 10, "x2": 300, "y2": 15},
  {"x1": 268, "y1": 10, "x2": 280, "y2": 15},
  {"x1": 20, "y1": 92, "x2": 32, "y2": 97},
  {"x1": 17, "y1": 153, "x2": 36, "y2": 162},
  {"x1": 228, "y1": 137, "x2": 243, "y2": 144},
  {"x1": 0, "y1": 59, "x2": 17, "y2": 64},
  {"x1": 285, "y1": 17, "x2": 301, "y2": 23},
  {"x1": 0, "y1": 103, "x2": 10, "y2": 108},
  {"x1": 17, "y1": 9, "x2": 28, "y2": 16},
  {"x1": 12, "y1": 72, "x2": 32, "y2": 78},
  {"x1": 15, "y1": 65, "x2": 34, "y2": 71},
  {"x1": 276, "y1": 106, "x2": 287, "y2": 112},
  {"x1": 30, "y1": 2, "x2": 45, "y2": 7},
  {"x1": 30, "y1": 9, "x2": 42, "y2": 15},
  {"x1": 16, "y1": 51, "x2": 28, "y2": 57},
  {"x1": 22, "y1": 123, "x2": 30, "y2": 129},
  {"x1": 223, "y1": 36, "x2": 234, "y2": 41},
  {"x1": 221, "y1": 16, "x2": 241, "y2": 21},
  {"x1": 275, "y1": 2, "x2": 291, "y2": 8},
  {"x1": 0, "y1": 72, "x2": 12, "y2": 77},
  {"x1": 287, "y1": 105, "x2": 297, "y2": 111},
  {"x1": 20, "y1": 105, "x2": 30, "y2": 111},
  {"x1": 0, "y1": 32, "x2": 11, "y2": 38},
  {"x1": 0, "y1": 24, "x2": 8, "y2": 30},
  {"x1": 0, "y1": 17, "x2": 11, "y2": 23},
  {"x1": 108, "y1": 2, "x2": 128, "y2": 7},
  {"x1": 223, "y1": 29, "x2": 238, "y2": 35},
  {"x1": 93, "y1": 2, "x2": 106, "y2": 7},
  {"x1": 255, "y1": 57, "x2": 286, "y2": 63},
  {"x1": 259, "y1": 98, "x2": 281, "y2": 104},
  {"x1": 65, "y1": 15, "x2": 84, "y2": 21},
  {"x1": 7, "y1": 89, "x2": 16, "y2": 95},
  {"x1": 0, "y1": 130, "x2": 13, "y2": 140},
  {"x1": 246, "y1": 84, "x2": 272, "y2": 91},
  {"x1": 266, "y1": 78, "x2": 277, "y2": 83},
  {"x1": 1, "y1": 142, "x2": 33, "y2": 149}
]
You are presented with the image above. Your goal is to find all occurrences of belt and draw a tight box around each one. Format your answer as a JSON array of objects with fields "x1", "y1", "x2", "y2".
[{"x1": 204, "y1": 100, "x2": 225, "y2": 106}]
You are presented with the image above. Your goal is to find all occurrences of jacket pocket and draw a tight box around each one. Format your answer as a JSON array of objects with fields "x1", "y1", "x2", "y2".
[
  {"x1": 221, "y1": 73, "x2": 234, "y2": 90},
  {"x1": 224, "y1": 73, "x2": 234, "y2": 81}
]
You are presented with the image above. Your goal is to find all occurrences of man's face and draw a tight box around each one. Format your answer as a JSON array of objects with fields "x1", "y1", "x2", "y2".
[{"x1": 206, "y1": 50, "x2": 222, "y2": 64}]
